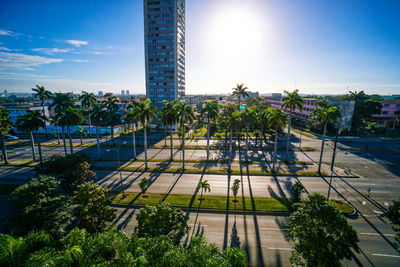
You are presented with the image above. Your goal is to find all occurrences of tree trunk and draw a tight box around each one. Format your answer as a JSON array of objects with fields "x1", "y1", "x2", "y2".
[
  {"x1": 273, "y1": 125, "x2": 278, "y2": 172},
  {"x1": 0, "y1": 132, "x2": 8, "y2": 164},
  {"x1": 286, "y1": 110, "x2": 292, "y2": 162},
  {"x1": 132, "y1": 123, "x2": 136, "y2": 159},
  {"x1": 318, "y1": 122, "x2": 327, "y2": 174},
  {"x1": 80, "y1": 131, "x2": 83, "y2": 145},
  {"x1": 96, "y1": 126, "x2": 101, "y2": 158},
  {"x1": 207, "y1": 117, "x2": 210, "y2": 158},
  {"x1": 111, "y1": 125, "x2": 115, "y2": 145},
  {"x1": 42, "y1": 103, "x2": 48, "y2": 137},
  {"x1": 366, "y1": 133, "x2": 369, "y2": 150},
  {"x1": 144, "y1": 123, "x2": 148, "y2": 169},
  {"x1": 164, "y1": 124, "x2": 167, "y2": 147},
  {"x1": 56, "y1": 122, "x2": 60, "y2": 144},
  {"x1": 246, "y1": 126, "x2": 249, "y2": 160},
  {"x1": 61, "y1": 126, "x2": 67, "y2": 156},
  {"x1": 88, "y1": 113, "x2": 92, "y2": 136},
  {"x1": 67, "y1": 126, "x2": 73, "y2": 154},
  {"x1": 170, "y1": 124, "x2": 173, "y2": 161},
  {"x1": 229, "y1": 126, "x2": 233, "y2": 172},
  {"x1": 182, "y1": 121, "x2": 185, "y2": 170},
  {"x1": 261, "y1": 124, "x2": 264, "y2": 147},
  {"x1": 36, "y1": 129, "x2": 43, "y2": 163},
  {"x1": 30, "y1": 131, "x2": 36, "y2": 161}
]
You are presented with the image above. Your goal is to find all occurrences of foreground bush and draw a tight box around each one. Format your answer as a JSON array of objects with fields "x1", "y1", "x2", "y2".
[{"x1": 0, "y1": 228, "x2": 248, "y2": 266}]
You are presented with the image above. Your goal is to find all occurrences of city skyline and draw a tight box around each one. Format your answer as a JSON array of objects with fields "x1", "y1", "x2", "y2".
[{"x1": 0, "y1": 0, "x2": 400, "y2": 95}]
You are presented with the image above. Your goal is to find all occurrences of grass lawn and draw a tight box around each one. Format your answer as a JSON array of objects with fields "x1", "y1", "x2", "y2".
[
  {"x1": 111, "y1": 192, "x2": 354, "y2": 215},
  {"x1": 111, "y1": 191, "x2": 292, "y2": 212},
  {"x1": 329, "y1": 199, "x2": 355, "y2": 214}
]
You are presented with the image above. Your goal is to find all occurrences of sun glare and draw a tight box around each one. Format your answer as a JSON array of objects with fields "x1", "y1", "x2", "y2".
[{"x1": 206, "y1": 4, "x2": 266, "y2": 60}]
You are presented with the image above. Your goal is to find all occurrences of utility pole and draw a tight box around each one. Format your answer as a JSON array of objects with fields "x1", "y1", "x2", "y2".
[{"x1": 327, "y1": 125, "x2": 339, "y2": 200}]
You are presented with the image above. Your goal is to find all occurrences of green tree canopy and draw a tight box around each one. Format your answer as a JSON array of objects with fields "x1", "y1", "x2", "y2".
[
  {"x1": 9, "y1": 175, "x2": 71, "y2": 236},
  {"x1": 135, "y1": 203, "x2": 190, "y2": 245},
  {"x1": 71, "y1": 181, "x2": 116, "y2": 233},
  {"x1": 383, "y1": 197, "x2": 400, "y2": 255},
  {"x1": 285, "y1": 193, "x2": 360, "y2": 266}
]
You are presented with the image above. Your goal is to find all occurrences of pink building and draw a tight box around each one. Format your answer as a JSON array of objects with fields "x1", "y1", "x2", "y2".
[
  {"x1": 264, "y1": 96, "x2": 319, "y2": 121},
  {"x1": 373, "y1": 101, "x2": 400, "y2": 127}
]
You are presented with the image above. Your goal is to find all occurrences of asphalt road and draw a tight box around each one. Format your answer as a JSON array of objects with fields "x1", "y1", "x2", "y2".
[{"x1": 2, "y1": 130, "x2": 400, "y2": 266}]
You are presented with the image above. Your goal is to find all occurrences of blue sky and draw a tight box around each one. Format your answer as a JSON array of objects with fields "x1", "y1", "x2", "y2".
[{"x1": 0, "y1": 0, "x2": 399, "y2": 95}]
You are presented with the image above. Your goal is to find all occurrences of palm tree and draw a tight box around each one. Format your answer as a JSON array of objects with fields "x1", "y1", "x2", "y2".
[
  {"x1": 76, "y1": 126, "x2": 87, "y2": 145},
  {"x1": 201, "y1": 100, "x2": 219, "y2": 158},
  {"x1": 125, "y1": 102, "x2": 140, "y2": 159},
  {"x1": 232, "y1": 83, "x2": 249, "y2": 109},
  {"x1": 242, "y1": 106, "x2": 257, "y2": 160},
  {"x1": 226, "y1": 110, "x2": 241, "y2": 172},
  {"x1": 49, "y1": 93, "x2": 74, "y2": 113},
  {"x1": 32, "y1": 85, "x2": 52, "y2": 136},
  {"x1": 281, "y1": 89, "x2": 304, "y2": 162},
  {"x1": 103, "y1": 96, "x2": 119, "y2": 141},
  {"x1": 176, "y1": 101, "x2": 195, "y2": 170},
  {"x1": 160, "y1": 100, "x2": 179, "y2": 160},
  {"x1": 103, "y1": 96, "x2": 118, "y2": 111},
  {"x1": 0, "y1": 109, "x2": 12, "y2": 164},
  {"x1": 80, "y1": 91, "x2": 97, "y2": 136},
  {"x1": 364, "y1": 122, "x2": 377, "y2": 150},
  {"x1": 91, "y1": 103, "x2": 107, "y2": 158},
  {"x1": 49, "y1": 116, "x2": 61, "y2": 144},
  {"x1": 197, "y1": 180, "x2": 211, "y2": 201},
  {"x1": 17, "y1": 110, "x2": 45, "y2": 162},
  {"x1": 59, "y1": 107, "x2": 83, "y2": 155},
  {"x1": 309, "y1": 105, "x2": 339, "y2": 173},
  {"x1": 107, "y1": 110, "x2": 122, "y2": 145},
  {"x1": 258, "y1": 108, "x2": 270, "y2": 147},
  {"x1": 136, "y1": 99, "x2": 157, "y2": 169},
  {"x1": 267, "y1": 109, "x2": 287, "y2": 172}
]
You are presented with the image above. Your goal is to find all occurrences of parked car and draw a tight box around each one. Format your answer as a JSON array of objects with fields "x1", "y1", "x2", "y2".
[{"x1": 4, "y1": 135, "x2": 19, "y2": 141}]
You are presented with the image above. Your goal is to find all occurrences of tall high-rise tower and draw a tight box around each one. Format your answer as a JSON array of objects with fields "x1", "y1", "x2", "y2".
[{"x1": 143, "y1": 0, "x2": 185, "y2": 107}]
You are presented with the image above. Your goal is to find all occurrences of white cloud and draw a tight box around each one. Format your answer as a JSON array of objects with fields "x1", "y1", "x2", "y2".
[
  {"x1": 65, "y1": 40, "x2": 88, "y2": 47},
  {"x1": 0, "y1": 47, "x2": 12, "y2": 51},
  {"x1": 0, "y1": 52, "x2": 63, "y2": 70},
  {"x1": 0, "y1": 29, "x2": 19, "y2": 37},
  {"x1": 31, "y1": 47, "x2": 73, "y2": 55},
  {"x1": 71, "y1": 59, "x2": 90, "y2": 63},
  {"x1": 93, "y1": 51, "x2": 103, "y2": 55}
]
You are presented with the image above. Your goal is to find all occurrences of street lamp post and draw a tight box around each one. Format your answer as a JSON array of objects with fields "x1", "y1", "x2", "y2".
[{"x1": 327, "y1": 125, "x2": 339, "y2": 201}]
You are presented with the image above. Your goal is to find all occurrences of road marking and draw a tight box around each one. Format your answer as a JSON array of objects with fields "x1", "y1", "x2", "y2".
[
  {"x1": 373, "y1": 210, "x2": 383, "y2": 214},
  {"x1": 384, "y1": 202, "x2": 389, "y2": 207},
  {"x1": 267, "y1": 247, "x2": 291, "y2": 251},
  {"x1": 260, "y1": 228, "x2": 285, "y2": 231},
  {"x1": 372, "y1": 253, "x2": 400, "y2": 258},
  {"x1": 360, "y1": 232, "x2": 395, "y2": 237},
  {"x1": 189, "y1": 224, "x2": 208, "y2": 227}
]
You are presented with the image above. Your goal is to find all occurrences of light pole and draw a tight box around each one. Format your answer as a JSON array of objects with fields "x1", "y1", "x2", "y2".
[
  {"x1": 327, "y1": 125, "x2": 339, "y2": 201},
  {"x1": 117, "y1": 141, "x2": 127, "y2": 198}
]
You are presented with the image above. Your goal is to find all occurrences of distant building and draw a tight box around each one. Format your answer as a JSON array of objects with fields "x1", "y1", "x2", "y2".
[
  {"x1": 98, "y1": 91, "x2": 104, "y2": 97},
  {"x1": 121, "y1": 90, "x2": 125, "y2": 96},
  {"x1": 373, "y1": 101, "x2": 400, "y2": 127},
  {"x1": 126, "y1": 90, "x2": 130, "y2": 96},
  {"x1": 5, "y1": 105, "x2": 50, "y2": 124},
  {"x1": 104, "y1": 92, "x2": 113, "y2": 98},
  {"x1": 247, "y1": 91, "x2": 259, "y2": 98},
  {"x1": 382, "y1": 95, "x2": 400, "y2": 101},
  {"x1": 143, "y1": 0, "x2": 185, "y2": 107}
]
